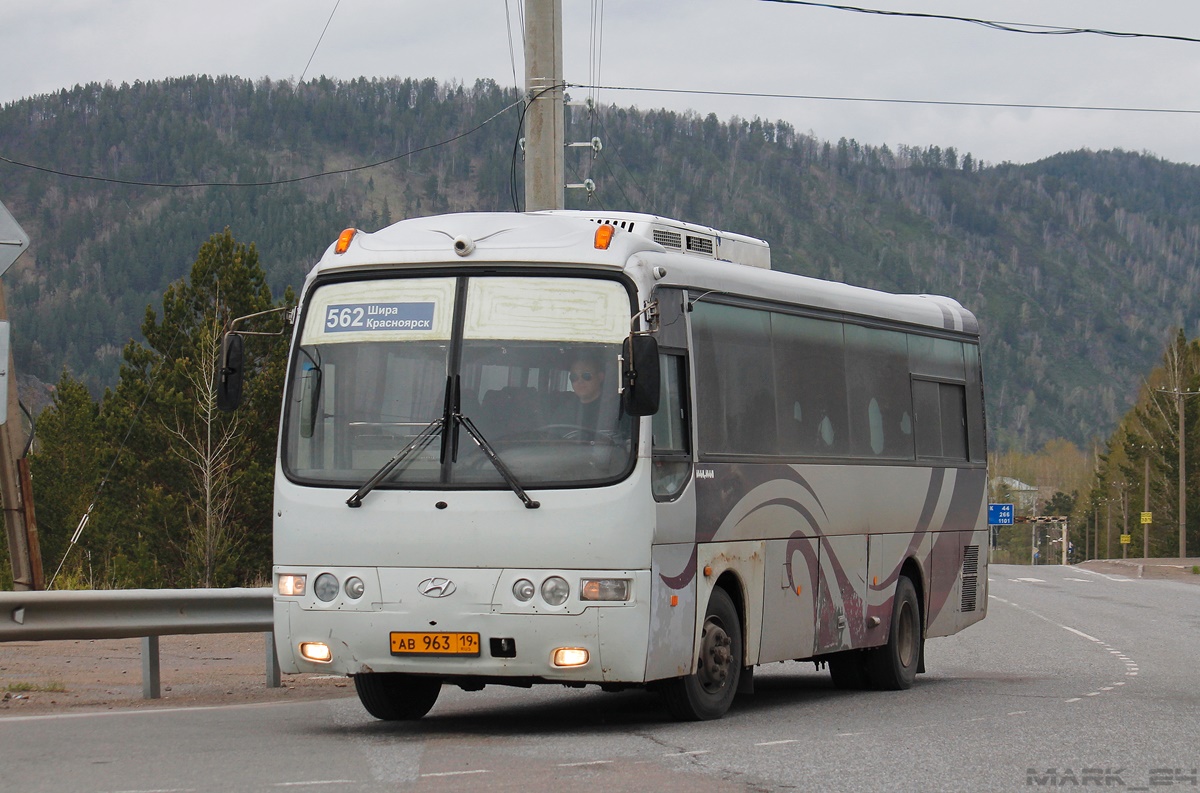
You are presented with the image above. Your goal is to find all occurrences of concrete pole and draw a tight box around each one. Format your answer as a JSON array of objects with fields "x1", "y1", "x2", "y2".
[
  {"x1": 1061, "y1": 520, "x2": 1068, "y2": 565},
  {"x1": 523, "y1": 0, "x2": 565, "y2": 211},
  {"x1": 1106, "y1": 500, "x2": 1112, "y2": 559},
  {"x1": 1179, "y1": 388, "x2": 1187, "y2": 559},
  {"x1": 1122, "y1": 485, "x2": 1129, "y2": 560},
  {"x1": 1144, "y1": 456, "x2": 1151, "y2": 560}
]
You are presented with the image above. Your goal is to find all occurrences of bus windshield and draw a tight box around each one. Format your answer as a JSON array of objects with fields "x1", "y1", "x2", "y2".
[{"x1": 282, "y1": 275, "x2": 635, "y2": 490}]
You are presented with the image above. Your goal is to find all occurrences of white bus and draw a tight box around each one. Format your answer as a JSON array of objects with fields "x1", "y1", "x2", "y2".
[{"x1": 221, "y1": 210, "x2": 988, "y2": 721}]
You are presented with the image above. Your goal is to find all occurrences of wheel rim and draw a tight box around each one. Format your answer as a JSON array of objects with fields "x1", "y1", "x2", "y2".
[
  {"x1": 896, "y1": 599, "x2": 916, "y2": 668},
  {"x1": 696, "y1": 614, "x2": 734, "y2": 693}
]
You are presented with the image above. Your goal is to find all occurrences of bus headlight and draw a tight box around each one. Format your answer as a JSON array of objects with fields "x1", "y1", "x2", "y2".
[
  {"x1": 513, "y1": 579, "x2": 536, "y2": 602},
  {"x1": 299, "y1": 642, "x2": 332, "y2": 663},
  {"x1": 552, "y1": 647, "x2": 590, "y2": 667},
  {"x1": 540, "y1": 576, "x2": 570, "y2": 606},
  {"x1": 314, "y1": 573, "x2": 339, "y2": 602},
  {"x1": 580, "y1": 578, "x2": 631, "y2": 601},
  {"x1": 344, "y1": 576, "x2": 365, "y2": 599},
  {"x1": 278, "y1": 574, "x2": 306, "y2": 596}
]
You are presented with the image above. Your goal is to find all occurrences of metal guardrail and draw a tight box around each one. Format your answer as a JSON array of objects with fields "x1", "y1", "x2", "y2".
[{"x1": 0, "y1": 588, "x2": 280, "y2": 699}]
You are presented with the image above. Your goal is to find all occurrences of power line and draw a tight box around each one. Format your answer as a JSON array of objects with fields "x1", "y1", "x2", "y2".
[
  {"x1": 760, "y1": 0, "x2": 1200, "y2": 44},
  {"x1": 0, "y1": 97, "x2": 524, "y2": 189},
  {"x1": 299, "y1": 0, "x2": 342, "y2": 83},
  {"x1": 569, "y1": 82, "x2": 1200, "y2": 116},
  {"x1": 504, "y1": 0, "x2": 521, "y2": 94}
]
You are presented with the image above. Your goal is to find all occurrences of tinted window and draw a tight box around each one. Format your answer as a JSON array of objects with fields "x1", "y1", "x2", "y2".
[
  {"x1": 692, "y1": 302, "x2": 777, "y2": 455},
  {"x1": 845, "y1": 326, "x2": 913, "y2": 459}
]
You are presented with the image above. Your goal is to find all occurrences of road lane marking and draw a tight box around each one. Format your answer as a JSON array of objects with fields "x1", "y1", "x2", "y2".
[
  {"x1": 664, "y1": 750, "x2": 709, "y2": 757},
  {"x1": 272, "y1": 782, "x2": 356, "y2": 788},
  {"x1": 557, "y1": 761, "x2": 613, "y2": 767},
  {"x1": 1062, "y1": 626, "x2": 1100, "y2": 642},
  {"x1": 756, "y1": 739, "x2": 800, "y2": 746},
  {"x1": 420, "y1": 770, "x2": 489, "y2": 778},
  {"x1": 0, "y1": 697, "x2": 348, "y2": 723},
  {"x1": 1073, "y1": 567, "x2": 1133, "y2": 583},
  {"x1": 995, "y1": 594, "x2": 1141, "y2": 704}
]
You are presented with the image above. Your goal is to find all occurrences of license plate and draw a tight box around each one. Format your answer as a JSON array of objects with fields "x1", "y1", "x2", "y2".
[{"x1": 390, "y1": 631, "x2": 480, "y2": 656}]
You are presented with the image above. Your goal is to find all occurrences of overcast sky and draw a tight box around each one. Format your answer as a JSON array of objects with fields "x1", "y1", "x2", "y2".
[{"x1": 4, "y1": 0, "x2": 1200, "y2": 167}]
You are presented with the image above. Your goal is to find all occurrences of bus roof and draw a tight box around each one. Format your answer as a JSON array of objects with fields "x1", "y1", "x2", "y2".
[{"x1": 309, "y1": 211, "x2": 977, "y2": 336}]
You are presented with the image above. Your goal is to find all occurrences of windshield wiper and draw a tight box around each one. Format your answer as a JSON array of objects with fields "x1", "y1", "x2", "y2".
[
  {"x1": 346, "y1": 418, "x2": 444, "y2": 508},
  {"x1": 456, "y1": 412, "x2": 540, "y2": 509}
]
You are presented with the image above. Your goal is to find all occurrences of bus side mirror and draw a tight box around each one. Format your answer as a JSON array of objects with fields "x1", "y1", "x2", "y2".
[
  {"x1": 216, "y1": 333, "x2": 245, "y2": 412},
  {"x1": 621, "y1": 334, "x2": 660, "y2": 416}
]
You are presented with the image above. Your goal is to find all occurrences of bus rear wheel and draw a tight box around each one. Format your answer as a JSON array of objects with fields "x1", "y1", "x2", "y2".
[
  {"x1": 353, "y1": 673, "x2": 442, "y2": 720},
  {"x1": 866, "y1": 575, "x2": 921, "y2": 690},
  {"x1": 662, "y1": 587, "x2": 742, "y2": 721}
]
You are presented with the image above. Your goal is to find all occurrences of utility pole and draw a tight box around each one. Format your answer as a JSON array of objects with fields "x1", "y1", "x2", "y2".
[
  {"x1": 0, "y1": 200, "x2": 41, "y2": 590},
  {"x1": 523, "y1": 0, "x2": 565, "y2": 211},
  {"x1": 1144, "y1": 456, "x2": 1151, "y2": 560},
  {"x1": 1178, "y1": 387, "x2": 1188, "y2": 559}
]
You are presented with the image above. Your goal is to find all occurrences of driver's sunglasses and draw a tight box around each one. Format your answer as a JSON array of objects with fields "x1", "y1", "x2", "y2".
[{"x1": 569, "y1": 371, "x2": 594, "y2": 382}]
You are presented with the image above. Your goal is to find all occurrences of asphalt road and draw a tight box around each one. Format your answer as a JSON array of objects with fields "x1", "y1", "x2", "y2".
[{"x1": 3, "y1": 563, "x2": 1198, "y2": 792}]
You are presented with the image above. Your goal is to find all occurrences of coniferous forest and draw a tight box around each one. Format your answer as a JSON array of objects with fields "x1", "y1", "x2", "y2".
[{"x1": 4, "y1": 75, "x2": 1200, "y2": 584}]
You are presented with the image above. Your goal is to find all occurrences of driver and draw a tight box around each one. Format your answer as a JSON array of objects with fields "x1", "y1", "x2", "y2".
[{"x1": 549, "y1": 353, "x2": 609, "y2": 431}]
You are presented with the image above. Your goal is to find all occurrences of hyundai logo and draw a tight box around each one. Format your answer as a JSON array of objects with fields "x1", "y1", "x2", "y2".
[{"x1": 417, "y1": 577, "x2": 457, "y2": 598}]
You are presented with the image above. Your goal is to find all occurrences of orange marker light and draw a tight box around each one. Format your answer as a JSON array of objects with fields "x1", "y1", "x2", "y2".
[
  {"x1": 594, "y1": 223, "x2": 615, "y2": 250},
  {"x1": 335, "y1": 228, "x2": 357, "y2": 254},
  {"x1": 796, "y1": 585, "x2": 803, "y2": 595},
  {"x1": 703, "y1": 565, "x2": 713, "y2": 577},
  {"x1": 670, "y1": 595, "x2": 679, "y2": 607}
]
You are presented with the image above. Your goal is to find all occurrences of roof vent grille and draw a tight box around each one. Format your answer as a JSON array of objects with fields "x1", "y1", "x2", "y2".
[
  {"x1": 652, "y1": 229, "x2": 683, "y2": 249},
  {"x1": 686, "y1": 235, "x2": 715, "y2": 256}
]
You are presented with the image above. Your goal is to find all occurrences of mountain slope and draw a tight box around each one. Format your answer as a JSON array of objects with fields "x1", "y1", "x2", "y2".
[{"x1": 2, "y1": 75, "x2": 1198, "y2": 450}]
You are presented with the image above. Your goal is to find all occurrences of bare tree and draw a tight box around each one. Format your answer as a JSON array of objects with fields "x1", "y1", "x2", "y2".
[{"x1": 166, "y1": 311, "x2": 245, "y2": 586}]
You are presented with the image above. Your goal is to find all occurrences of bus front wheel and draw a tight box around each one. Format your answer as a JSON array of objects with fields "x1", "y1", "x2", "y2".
[
  {"x1": 866, "y1": 575, "x2": 922, "y2": 690},
  {"x1": 353, "y1": 673, "x2": 442, "y2": 720},
  {"x1": 662, "y1": 587, "x2": 742, "y2": 721}
]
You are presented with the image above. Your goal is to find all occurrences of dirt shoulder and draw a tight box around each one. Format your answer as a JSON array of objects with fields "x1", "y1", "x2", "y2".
[
  {"x1": 0, "y1": 632, "x2": 351, "y2": 716},
  {"x1": 1077, "y1": 557, "x2": 1200, "y2": 583}
]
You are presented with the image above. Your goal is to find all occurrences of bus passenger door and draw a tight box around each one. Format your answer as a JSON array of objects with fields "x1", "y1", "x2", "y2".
[
  {"x1": 759, "y1": 538, "x2": 819, "y2": 663},
  {"x1": 646, "y1": 351, "x2": 698, "y2": 682}
]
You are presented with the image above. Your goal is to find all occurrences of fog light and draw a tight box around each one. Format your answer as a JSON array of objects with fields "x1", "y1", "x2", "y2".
[
  {"x1": 314, "y1": 573, "x2": 339, "y2": 602},
  {"x1": 512, "y1": 578, "x2": 535, "y2": 602},
  {"x1": 541, "y1": 576, "x2": 570, "y2": 606},
  {"x1": 278, "y1": 574, "x2": 306, "y2": 596},
  {"x1": 552, "y1": 647, "x2": 589, "y2": 667},
  {"x1": 344, "y1": 576, "x2": 365, "y2": 599},
  {"x1": 299, "y1": 642, "x2": 332, "y2": 663},
  {"x1": 580, "y1": 578, "x2": 631, "y2": 601}
]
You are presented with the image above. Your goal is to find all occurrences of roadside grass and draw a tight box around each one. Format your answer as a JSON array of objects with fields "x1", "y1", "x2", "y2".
[{"x1": 4, "y1": 681, "x2": 67, "y2": 693}]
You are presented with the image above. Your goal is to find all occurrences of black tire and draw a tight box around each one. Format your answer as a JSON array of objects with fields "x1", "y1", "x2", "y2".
[
  {"x1": 866, "y1": 575, "x2": 922, "y2": 690},
  {"x1": 662, "y1": 587, "x2": 743, "y2": 721},
  {"x1": 353, "y1": 673, "x2": 442, "y2": 720},
  {"x1": 827, "y1": 651, "x2": 871, "y2": 690}
]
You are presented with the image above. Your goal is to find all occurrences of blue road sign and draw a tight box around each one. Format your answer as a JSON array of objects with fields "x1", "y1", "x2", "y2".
[{"x1": 988, "y1": 503, "x2": 1014, "y2": 525}]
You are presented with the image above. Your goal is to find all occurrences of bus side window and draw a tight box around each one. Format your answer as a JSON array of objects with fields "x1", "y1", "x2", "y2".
[{"x1": 652, "y1": 353, "x2": 691, "y2": 500}]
